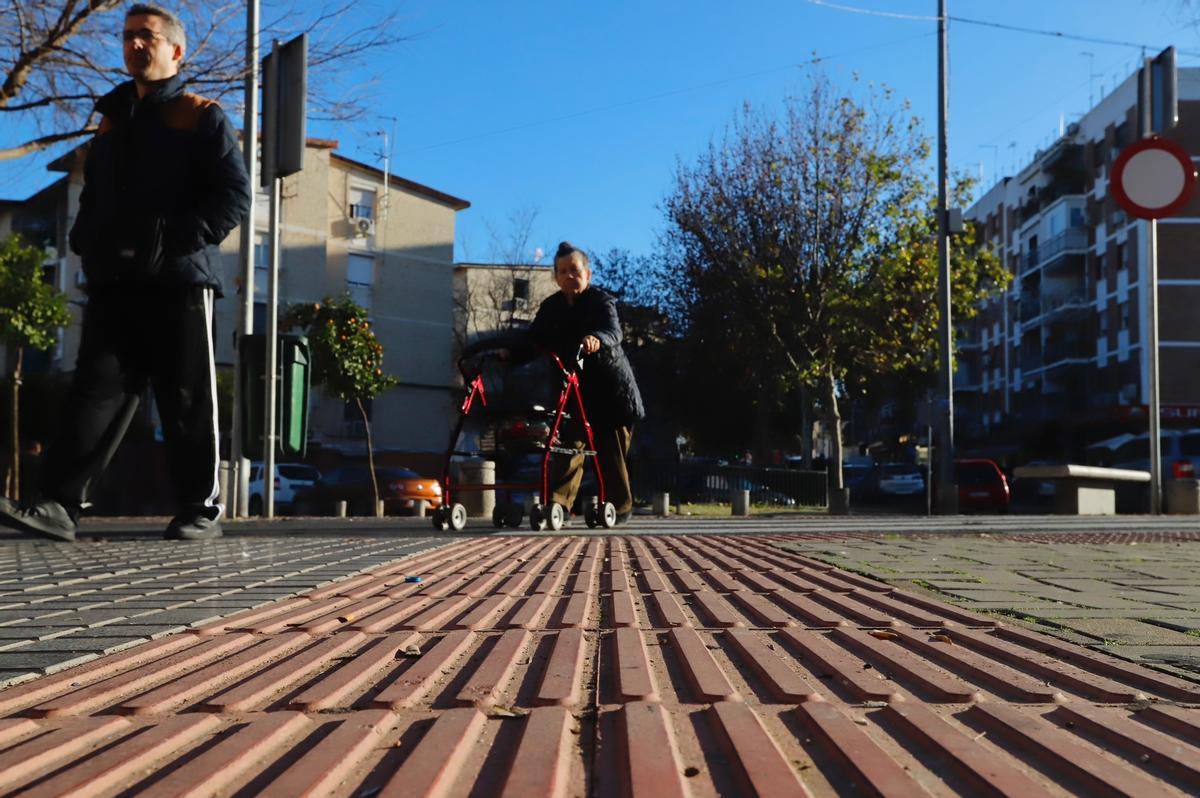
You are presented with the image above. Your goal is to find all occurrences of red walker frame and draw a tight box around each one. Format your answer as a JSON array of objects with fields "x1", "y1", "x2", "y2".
[{"x1": 431, "y1": 347, "x2": 614, "y2": 531}]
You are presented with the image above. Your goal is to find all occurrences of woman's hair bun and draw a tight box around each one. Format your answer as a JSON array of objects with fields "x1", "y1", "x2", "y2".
[{"x1": 555, "y1": 241, "x2": 579, "y2": 259}]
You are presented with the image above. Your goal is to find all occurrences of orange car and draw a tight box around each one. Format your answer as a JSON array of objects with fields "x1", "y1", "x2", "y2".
[{"x1": 293, "y1": 466, "x2": 442, "y2": 516}]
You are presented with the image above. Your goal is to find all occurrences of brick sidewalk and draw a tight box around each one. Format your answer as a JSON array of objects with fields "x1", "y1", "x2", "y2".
[{"x1": 0, "y1": 532, "x2": 1195, "y2": 796}]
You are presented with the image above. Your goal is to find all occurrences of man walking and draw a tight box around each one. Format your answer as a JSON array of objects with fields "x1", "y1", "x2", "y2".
[{"x1": 0, "y1": 4, "x2": 250, "y2": 541}]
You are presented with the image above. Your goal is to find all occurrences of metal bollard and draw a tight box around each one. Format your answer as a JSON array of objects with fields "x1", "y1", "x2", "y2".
[
  {"x1": 652, "y1": 492, "x2": 670, "y2": 516},
  {"x1": 377, "y1": 499, "x2": 386, "y2": 518},
  {"x1": 217, "y1": 460, "x2": 231, "y2": 512},
  {"x1": 413, "y1": 499, "x2": 427, "y2": 517},
  {"x1": 1166, "y1": 479, "x2": 1200, "y2": 514},
  {"x1": 335, "y1": 500, "x2": 348, "y2": 518},
  {"x1": 731, "y1": 489, "x2": 750, "y2": 516}
]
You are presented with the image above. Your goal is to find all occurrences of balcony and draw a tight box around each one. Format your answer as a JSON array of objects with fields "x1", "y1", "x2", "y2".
[
  {"x1": 1041, "y1": 290, "x2": 1091, "y2": 321},
  {"x1": 1018, "y1": 294, "x2": 1041, "y2": 322},
  {"x1": 1039, "y1": 229, "x2": 1089, "y2": 268},
  {"x1": 1020, "y1": 228, "x2": 1087, "y2": 274}
]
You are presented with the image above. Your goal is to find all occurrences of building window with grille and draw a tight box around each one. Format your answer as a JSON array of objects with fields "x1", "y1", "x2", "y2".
[
  {"x1": 347, "y1": 253, "x2": 374, "y2": 309},
  {"x1": 349, "y1": 186, "x2": 376, "y2": 220},
  {"x1": 253, "y1": 233, "x2": 271, "y2": 299}
]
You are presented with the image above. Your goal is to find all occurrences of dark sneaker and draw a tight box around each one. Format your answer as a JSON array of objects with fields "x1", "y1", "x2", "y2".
[
  {"x1": 0, "y1": 500, "x2": 77, "y2": 542},
  {"x1": 164, "y1": 513, "x2": 223, "y2": 541}
]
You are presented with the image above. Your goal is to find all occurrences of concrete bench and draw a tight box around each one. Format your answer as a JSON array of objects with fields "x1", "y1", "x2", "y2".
[{"x1": 1013, "y1": 464, "x2": 1149, "y2": 515}]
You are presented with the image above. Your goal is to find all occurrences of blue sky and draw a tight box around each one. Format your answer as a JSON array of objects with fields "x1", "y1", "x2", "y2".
[{"x1": 4, "y1": 1, "x2": 1193, "y2": 263}]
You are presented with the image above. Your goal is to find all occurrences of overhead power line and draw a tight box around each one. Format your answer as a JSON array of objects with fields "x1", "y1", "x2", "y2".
[{"x1": 802, "y1": 0, "x2": 1200, "y2": 58}]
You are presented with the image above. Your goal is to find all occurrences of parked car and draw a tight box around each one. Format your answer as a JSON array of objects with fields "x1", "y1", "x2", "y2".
[
  {"x1": 1104, "y1": 428, "x2": 1200, "y2": 479},
  {"x1": 876, "y1": 463, "x2": 925, "y2": 498},
  {"x1": 842, "y1": 461, "x2": 878, "y2": 502},
  {"x1": 954, "y1": 458, "x2": 1010, "y2": 512},
  {"x1": 247, "y1": 462, "x2": 321, "y2": 515},
  {"x1": 292, "y1": 466, "x2": 442, "y2": 516}
]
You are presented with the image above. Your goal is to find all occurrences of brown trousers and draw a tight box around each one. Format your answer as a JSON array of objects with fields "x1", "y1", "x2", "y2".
[{"x1": 549, "y1": 425, "x2": 633, "y2": 514}]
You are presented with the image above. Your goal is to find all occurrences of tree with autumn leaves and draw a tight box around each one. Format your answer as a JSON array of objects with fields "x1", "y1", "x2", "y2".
[
  {"x1": 663, "y1": 74, "x2": 1010, "y2": 500},
  {"x1": 283, "y1": 295, "x2": 397, "y2": 516}
]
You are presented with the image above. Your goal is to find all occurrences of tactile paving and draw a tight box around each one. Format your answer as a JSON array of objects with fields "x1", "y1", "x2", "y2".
[{"x1": 0, "y1": 533, "x2": 1197, "y2": 796}]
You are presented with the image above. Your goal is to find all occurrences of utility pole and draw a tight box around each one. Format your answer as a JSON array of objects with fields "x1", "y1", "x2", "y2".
[
  {"x1": 231, "y1": 0, "x2": 260, "y2": 518},
  {"x1": 935, "y1": 0, "x2": 957, "y2": 513}
]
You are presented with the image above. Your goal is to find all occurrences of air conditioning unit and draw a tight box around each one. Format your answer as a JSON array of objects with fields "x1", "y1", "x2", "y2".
[{"x1": 353, "y1": 217, "x2": 375, "y2": 237}]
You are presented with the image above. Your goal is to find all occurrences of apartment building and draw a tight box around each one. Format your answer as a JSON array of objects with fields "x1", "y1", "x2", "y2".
[
  {"x1": 452, "y1": 261, "x2": 555, "y2": 350},
  {"x1": 963, "y1": 66, "x2": 1200, "y2": 459},
  {"x1": 1, "y1": 138, "x2": 470, "y2": 455}
]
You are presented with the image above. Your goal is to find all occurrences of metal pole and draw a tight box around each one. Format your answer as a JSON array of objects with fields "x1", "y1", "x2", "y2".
[
  {"x1": 262, "y1": 41, "x2": 281, "y2": 520},
  {"x1": 935, "y1": 0, "x2": 957, "y2": 513},
  {"x1": 231, "y1": 0, "x2": 260, "y2": 519},
  {"x1": 1147, "y1": 218, "x2": 1162, "y2": 514}
]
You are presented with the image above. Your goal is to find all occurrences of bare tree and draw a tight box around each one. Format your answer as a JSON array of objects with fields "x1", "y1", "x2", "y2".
[
  {"x1": 1, "y1": 0, "x2": 406, "y2": 161},
  {"x1": 452, "y1": 205, "x2": 547, "y2": 356}
]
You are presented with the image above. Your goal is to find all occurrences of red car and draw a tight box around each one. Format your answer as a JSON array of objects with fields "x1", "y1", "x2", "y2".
[{"x1": 955, "y1": 459, "x2": 1010, "y2": 512}]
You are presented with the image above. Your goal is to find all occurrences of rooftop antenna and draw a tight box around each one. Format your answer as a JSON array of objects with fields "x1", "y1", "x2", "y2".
[{"x1": 1081, "y1": 51, "x2": 1101, "y2": 106}]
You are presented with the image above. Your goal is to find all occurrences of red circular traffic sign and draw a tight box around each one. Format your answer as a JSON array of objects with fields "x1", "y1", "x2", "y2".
[{"x1": 1111, "y1": 137, "x2": 1197, "y2": 220}]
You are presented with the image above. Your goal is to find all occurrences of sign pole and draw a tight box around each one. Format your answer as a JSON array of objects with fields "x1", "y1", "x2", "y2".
[
  {"x1": 1147, "y1": 217, "x2": 1162, "y2": 514},
  {"x1": 231, "y1": 0, "x2": 260, "y2": 519}
]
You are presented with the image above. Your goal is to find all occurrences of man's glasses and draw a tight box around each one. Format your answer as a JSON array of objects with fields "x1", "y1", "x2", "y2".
[{"x1": 122, "y1": 29, "x2": 165, "y2": 44}]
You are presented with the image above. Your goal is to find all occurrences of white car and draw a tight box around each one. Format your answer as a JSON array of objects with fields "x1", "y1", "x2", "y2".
[
  {"x1": 876, "y1": 464, "x2": 925, "y2": 497},
  {"x1": 247, "y1": 463, "x2": 321, "y2": 515}
]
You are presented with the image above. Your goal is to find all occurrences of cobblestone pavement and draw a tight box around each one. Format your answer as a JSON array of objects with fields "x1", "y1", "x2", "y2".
[
  {"x1": 0, "y1": 536, "x2": 451, "y2": 686},
  {"x1": 777, "y1": 529, "x2": 1200, "y2": 680},
  {"x1": 0, "y1": 533, "x2": 1196, "y2": 796}
]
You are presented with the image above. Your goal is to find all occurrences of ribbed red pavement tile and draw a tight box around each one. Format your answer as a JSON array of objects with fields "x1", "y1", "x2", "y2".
[{"x1": 0, "y1": 533, "x2": 1196, "y2": 796}]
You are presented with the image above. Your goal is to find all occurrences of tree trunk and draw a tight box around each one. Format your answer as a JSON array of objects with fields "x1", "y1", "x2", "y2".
[
  {"x1": 7, "y1": 350, "x2": 21, "y2": 501},
  {"x1": 823, "y1": 368, "x2": 843, "y2": 490},
  {"x1": 800, "y1": 384, "x2": 813, "y2": 469},
  {"x1": 358, "y1": 397, "x2": 382, "y2": 517}
]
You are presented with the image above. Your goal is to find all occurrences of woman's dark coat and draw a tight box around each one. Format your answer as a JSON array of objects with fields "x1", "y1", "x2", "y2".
[{"x1": 530, "y1": 287, "x2": 644, "y2": 428}]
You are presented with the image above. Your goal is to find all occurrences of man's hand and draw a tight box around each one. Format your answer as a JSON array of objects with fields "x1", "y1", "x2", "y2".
[{"x1": 581, "y1": 335, "x2": 601, "y2": 354}]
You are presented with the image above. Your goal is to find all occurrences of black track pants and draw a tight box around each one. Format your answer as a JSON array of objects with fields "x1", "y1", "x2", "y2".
[{"x1": 41, "y1": 285, "x2": 222, "y2": 518}]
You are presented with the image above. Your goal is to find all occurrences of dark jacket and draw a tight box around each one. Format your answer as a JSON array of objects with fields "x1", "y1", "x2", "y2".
[
  {"x1": 530, "y1": 287, "x2": 645, "y2": 427},
  {"x1": 69, "y1": 75, "x2": 251, "y2": 295}
]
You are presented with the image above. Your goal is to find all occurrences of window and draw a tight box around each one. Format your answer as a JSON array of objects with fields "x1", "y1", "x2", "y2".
[
  {"x1": 349, "y1": 186, "x2": 376, "y2": 220},
  {"x1": 254, "y1": 233, "x2": 270, "y2": 299},
  {"x1": 347, "y1": 253, "x2": 374, "y2": 309},
  {"x1": 1094, "y1": 252, "x2": 1104, "y2": 284},
  {"x1": 1120, "y1": 302, "x2": 1129, "y2": 330},
  {"x1": 1099, "y1": 310, "x2": 1108, "y2": 336},
  {"x1": 513, "y1": 278, "x2": 530, "y2": 302},
  {"x1": 1117, "y1": 242, "x2": 1127, "y2": 272}
]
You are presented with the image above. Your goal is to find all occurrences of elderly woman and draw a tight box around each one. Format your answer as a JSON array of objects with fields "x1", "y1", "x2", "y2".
[{"x1": 530, "y1": 242, "x2": 644, "y2": 524}]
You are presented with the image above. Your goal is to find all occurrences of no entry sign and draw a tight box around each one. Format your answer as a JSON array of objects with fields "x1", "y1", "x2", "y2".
[{"x1": 1111, "y1": 137, "x2": 1197, "y2": 219}]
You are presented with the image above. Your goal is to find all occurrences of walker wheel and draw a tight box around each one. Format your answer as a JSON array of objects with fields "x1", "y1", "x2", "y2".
[
  {"x1": 504, "y1": 502, "x2": 524, "y2": 527},
  {"x1": 584, "y1": 505, "x2": 598, "y2": 529},
  {"x1": 529, "y1": 504, "x2": 547, "y2": 532},
  {"x1": 492, "y1": 506, "x2": 506, "y2": 528},
  {"x1": 431, "y1": 508, "x2": 450, "y2": 531},
  {"x1": 547, "y1": 502, "x2": 566, "y2": 532},
  {"x1": 599, "y1": 502, "x2": 618, "y2": 529},
  {"x1": 449, "y1": 503, "x2": 468, "y2": 532}
]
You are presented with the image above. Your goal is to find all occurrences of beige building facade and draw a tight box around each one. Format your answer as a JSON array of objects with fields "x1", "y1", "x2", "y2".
[{"x1": 2, "y1": 138, "x2": 471, "y2": 456}]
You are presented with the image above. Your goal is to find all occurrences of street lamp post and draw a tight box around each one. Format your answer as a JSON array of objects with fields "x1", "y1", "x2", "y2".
[{"x1": 935, "y1": 0, "x2": 957, "y2": 513}]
